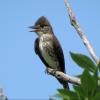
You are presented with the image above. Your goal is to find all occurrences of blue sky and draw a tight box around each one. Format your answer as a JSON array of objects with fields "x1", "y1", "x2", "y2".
[{"x1": 0, "y1": 0, "x2": 100, "y2": 99}]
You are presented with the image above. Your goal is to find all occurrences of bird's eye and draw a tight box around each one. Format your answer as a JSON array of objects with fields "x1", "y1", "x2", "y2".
[
  {"x1": 41, "y1": 26, "x2": 44, "y2": 28},
  {"x1": 39, "y1": 25, "x2": 44, "y2": 28},
  {"x1": 40, "y1": 25, "x2": 48, "y2": 28}
]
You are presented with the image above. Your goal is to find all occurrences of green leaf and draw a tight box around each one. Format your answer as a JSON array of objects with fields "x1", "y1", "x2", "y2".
[
  {"x1": 94, "y1": 85, "x2": 100, "y2": 95},
  {"x1": 93, "y1": 92, "x2": 100, "y2": 100},
  {"x1": 81, "y1": 69, "x2": 97, "y2": 98},
  {"x1": 75, "y1": 74, "x2": 82, "y2": 78},
  {"x1": 49, "y1": 95, "x2": 62, "y2": 100},
  {"x1": 73, "y1": 85, "x2": 85, "y2": 99},
  {"x1": 57, "y1": 89, "x2": 79, "y2": 100},
  {"x1": 70, "y1": 52, "x2": 96, "y2": 72},
  {"x1": 97, "y1": 61, "x2": 100, "y2": 71},
  {"x1": 57, "y1": 89, "x2": 70, "y2": 99},
  {"x1": 93, "y1": 67, "x2": 98, "y2": 87},
  {"x1": 98, "y1": 80, "x2": 100, "y2": 86}
]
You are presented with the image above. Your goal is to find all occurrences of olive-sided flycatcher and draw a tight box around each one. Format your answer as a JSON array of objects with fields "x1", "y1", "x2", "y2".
[{"x1": 29, "y1": 16, "x2": 69, "y2": 89}]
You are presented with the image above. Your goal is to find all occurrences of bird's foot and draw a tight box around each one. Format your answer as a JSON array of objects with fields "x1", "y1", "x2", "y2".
[
  {"x1": 51, "y1": 69, "x2": 58, "y2": 75},
  {"x1": 45, "y1": 68, "x2": 58, "y2": 75}
]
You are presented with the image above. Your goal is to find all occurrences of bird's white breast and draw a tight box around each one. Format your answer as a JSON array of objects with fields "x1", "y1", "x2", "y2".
[{"x1": 39, "y1": 34, "x2": 59, "y2": 68}]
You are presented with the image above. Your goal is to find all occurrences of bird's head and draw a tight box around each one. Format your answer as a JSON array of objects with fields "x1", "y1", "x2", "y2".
[{"x1": 29, "y1": 16, "x2": 53, "y2": 36}]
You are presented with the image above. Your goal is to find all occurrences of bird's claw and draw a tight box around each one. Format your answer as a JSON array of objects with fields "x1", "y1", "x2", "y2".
[
  {"x1": 51, "y1": 69, "x2": 57, "y2": 75},
  {"x1": 45, "y1": 68, "x2": 57, "y2": 75}
]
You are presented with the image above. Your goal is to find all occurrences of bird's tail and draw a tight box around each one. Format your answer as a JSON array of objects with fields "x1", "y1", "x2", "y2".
[
  {"x1": 62, "y1": 82, "x2": 69, "y2": 90},
  {"x1": 57, "y1": 78, "x2": 69, "y2": 90}
]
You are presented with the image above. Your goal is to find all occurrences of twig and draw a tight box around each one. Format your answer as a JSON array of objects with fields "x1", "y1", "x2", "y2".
[
  {"x1": 64, "y1": 0, "x2": 99, "y2": 64},
  {"x1": 47, "y1": 68, "x2": 81, "y2": 86}
]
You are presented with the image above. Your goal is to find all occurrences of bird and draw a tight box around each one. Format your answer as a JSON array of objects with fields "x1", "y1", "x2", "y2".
[{"x1": 29, "y1": 16, "x2": 69, "y2": 89}]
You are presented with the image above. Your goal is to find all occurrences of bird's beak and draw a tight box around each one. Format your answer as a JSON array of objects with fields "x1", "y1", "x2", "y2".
[{"x1": 29, "y1": 26, "x2": 40, "y2": 32}]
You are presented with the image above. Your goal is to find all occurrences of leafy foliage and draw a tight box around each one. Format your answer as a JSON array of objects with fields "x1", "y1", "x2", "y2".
[
  {"x1": 97, "y1": 62, "x2": 100, "y2": 71},
  {"x1": 70, "y1": 52, "x2": 96, "y2": 72},
  {"x1": 53, "y1": 52, "x2": 100, "y2": 100}
]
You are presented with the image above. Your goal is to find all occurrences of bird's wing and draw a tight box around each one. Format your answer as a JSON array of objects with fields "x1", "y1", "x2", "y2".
[
  {"x1": 34, "y1": 37, "x2": 68, "y2": 89},
  {"x1": 34, "y1": 36, "x2": 65, "y2": 73},
  {"x1": 34, "y1": 38, "x2": 49, "y2": 67},
  {"x1": 52, "y1": 35, "x2": 69, "y2": 89},
  {"x1": 52, "y1": 35, "x2": 65, "y2": 73}
]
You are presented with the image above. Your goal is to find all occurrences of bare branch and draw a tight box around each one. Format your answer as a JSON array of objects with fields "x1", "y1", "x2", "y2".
[
  {"x1": 47, "y1": 68, "x2": 81, "y2": 86},
  {"x1": 0, "y1": 87, "x2": 6, "y2": 100},
  {"x1": 64, "y1": 0, "x2": 99, "y2": 64}
]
